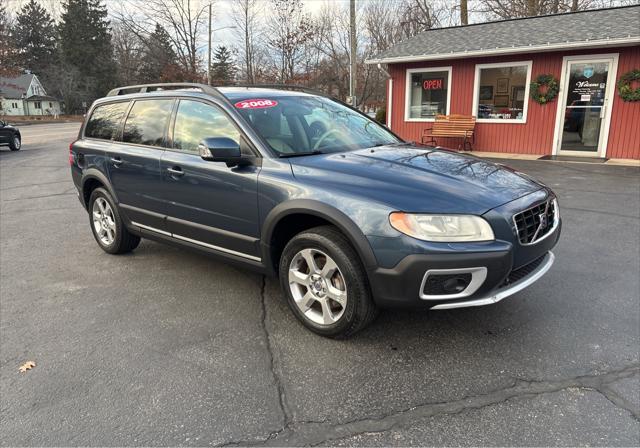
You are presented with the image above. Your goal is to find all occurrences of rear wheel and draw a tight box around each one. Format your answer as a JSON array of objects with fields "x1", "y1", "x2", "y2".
[
  {"x1": 9, "y1": 134, "x2": 20, "y2": 151},
  {"x1": 88, "y1": 187, "x2": 140, "y2": 254},
  {"x1": 279, "y1": 226, "x2": 377, "y2": 338}
]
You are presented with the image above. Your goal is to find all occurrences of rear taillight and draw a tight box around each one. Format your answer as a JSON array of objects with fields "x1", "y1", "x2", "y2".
[{"x1": 69, "y1": 141, "x2": 75, "y2": 166}]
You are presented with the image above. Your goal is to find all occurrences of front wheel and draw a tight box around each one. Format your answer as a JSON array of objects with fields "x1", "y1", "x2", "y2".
[
  {"x1": 88, "y1": 187, "x2": 140, "y2": 254},
  {"x1": 279, "y1": 226, "x2": 378, "y2": 338},
  {"x1": 9, "y1": 135, "x2": 21, "y2": 151}
]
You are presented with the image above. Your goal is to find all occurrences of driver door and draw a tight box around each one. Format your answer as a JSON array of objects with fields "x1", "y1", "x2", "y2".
[
  {"x1": 159, "y1": 99, "x2": 261, "y2": 260},
  {"x1": 0, "y1": 121, "x2": 12, "y2": 146}
]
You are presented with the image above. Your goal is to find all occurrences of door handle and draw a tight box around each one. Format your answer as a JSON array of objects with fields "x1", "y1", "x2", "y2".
[
  {"x1": 167, "y1": 166, "x2": 184, "y2": 177},
  {"x1": 110, "y1": 157, "x2": 123, "y2": 167}
]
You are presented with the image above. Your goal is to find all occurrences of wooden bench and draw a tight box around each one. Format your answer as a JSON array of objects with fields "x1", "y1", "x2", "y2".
[{"x1": 422, "y1": 114, "x2": 476, "y2": 151}]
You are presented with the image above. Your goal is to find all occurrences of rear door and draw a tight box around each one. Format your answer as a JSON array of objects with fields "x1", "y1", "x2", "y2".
[
  {"x1": 159, "y1": 98, "x2": 261, "y2": 261},
  {"x1": 107, "y1": 98, "x2": 174, "y2": 232}
]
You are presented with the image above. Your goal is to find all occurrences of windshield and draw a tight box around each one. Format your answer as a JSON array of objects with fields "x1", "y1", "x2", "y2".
[{"x1": 233, "y1": 95, "x2": 401, "y2": 156}]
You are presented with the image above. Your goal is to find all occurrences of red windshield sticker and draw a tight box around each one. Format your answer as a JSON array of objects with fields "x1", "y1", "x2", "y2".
[{"x1": 234, "y1": 99, "x2": 278, "y2": 109}]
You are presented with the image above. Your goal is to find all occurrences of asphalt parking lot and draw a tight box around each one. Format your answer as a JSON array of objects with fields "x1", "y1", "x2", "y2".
[{"x1": 1, "y1": 123, "x2": 639, "y2": 446}]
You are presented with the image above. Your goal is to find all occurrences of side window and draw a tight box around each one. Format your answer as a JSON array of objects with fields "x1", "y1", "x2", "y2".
[
  {"x1": 173, "y1": 100, "x2": 241, "y2": 153},
  {"x1": 123, "y1": 99, "x2": 174, "y2": 147},
  {"x1": 85, "y1": 102, "x2": 129, "y2": 140}
]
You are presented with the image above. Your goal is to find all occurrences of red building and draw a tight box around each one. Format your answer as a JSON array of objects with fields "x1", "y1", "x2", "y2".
[{"x1": 367, "y1": 6, "x2": 640, "y2": 160}]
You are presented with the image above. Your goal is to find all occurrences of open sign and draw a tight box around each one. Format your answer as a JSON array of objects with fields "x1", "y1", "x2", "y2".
[
  {"x1": 423, "y1": 79, "x2": 443, "y2": 90},
  {"x1": 234, "y1": 99, "x2": 278, "y2": 109}
]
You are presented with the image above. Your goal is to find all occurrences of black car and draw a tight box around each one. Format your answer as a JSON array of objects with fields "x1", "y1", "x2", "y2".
[
  {"x1": 70, "y1": 83, "x2": 561, "y2": 338},
  {"x1": 0, "y1": 120, "x2": 22, "y2": 151}
]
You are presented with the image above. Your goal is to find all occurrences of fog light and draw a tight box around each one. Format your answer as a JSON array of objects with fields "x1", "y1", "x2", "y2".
[
  {"x1": 423, "y1": 273, "x2": 472, "y2": 296},
  {"x1": 443, "y1": 277, "x2": 469, "y2": 294}
]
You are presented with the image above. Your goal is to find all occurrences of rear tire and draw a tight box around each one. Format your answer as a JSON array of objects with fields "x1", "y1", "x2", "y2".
[
  {"x1": 9, "y1": 135, "x2": 20, "y2": 151},
  {"x1": 279, "y1": 225, "x2": 378, "y2": 339},
  {"x1": 88, "y1": 187, "x2": 140, "y2": 254}
]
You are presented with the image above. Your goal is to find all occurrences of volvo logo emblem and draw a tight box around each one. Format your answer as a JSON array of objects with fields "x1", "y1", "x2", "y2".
[
  {"x1": 531, "y1": 201, "x2": 551, "y2": 243},
  {"x1": 539, "y1": 213, "x2": 548, "y2": 230}
]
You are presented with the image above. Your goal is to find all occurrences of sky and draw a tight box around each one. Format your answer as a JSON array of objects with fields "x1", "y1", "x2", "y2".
[
  {"x1": 5, "y1": 0, "x2": 630, "y2": 61},
  {"x1": 4, "y1": 0, "x2": 352, "y2": 51}
]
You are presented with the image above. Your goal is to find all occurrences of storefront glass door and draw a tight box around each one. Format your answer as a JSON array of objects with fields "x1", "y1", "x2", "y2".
[{"x1": 558, "y1": 59, "x2": 613, "y2": 156}]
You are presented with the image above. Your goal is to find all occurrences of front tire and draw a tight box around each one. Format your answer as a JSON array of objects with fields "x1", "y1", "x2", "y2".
[
  {"x1": 279, "y1": 226, "x2": 377, "y2": 338},
  {"x1": 9, "y1": 135, "x2": 21, "y2": 151},
  {"x1": 88, "y1": 187, "x2": 140, "y2": 254}
]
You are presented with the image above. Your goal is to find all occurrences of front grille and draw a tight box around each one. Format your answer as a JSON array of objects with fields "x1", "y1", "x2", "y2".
[
  {"x1": 513, "y1": 199, "x2": 556, "y2": 244},
  {"x1": 423, "y1": 273, "x2": 472, "y2": 296},
  {"x1": 499, "y1": 254, "x2": 546, "y2": 289}
]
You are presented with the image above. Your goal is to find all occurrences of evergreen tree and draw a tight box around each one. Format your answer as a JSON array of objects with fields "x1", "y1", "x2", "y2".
[
  {"x1": 11, "y1": 0, "x2": 56, "y2": 76},
  {"x1": 58, "y1": 0, "x2": 116, "y2": 109},
  {"x1": 0, "y1": 4, "x2": 20, "y2": 76},
  {"x1": 138, "y1": 24, "x2": 181, "y2": 83},
  {"x1": 211, "y1": 45, "x2": 236, "y2": 85}
]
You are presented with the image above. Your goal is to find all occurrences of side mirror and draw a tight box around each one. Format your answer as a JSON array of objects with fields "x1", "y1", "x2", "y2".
[
  {"x1": 198, "y1": 137, "x2": 243, "y2": 166},
  {"x1": 0, "y1": 120, "x2": 5, "y2": 127}
]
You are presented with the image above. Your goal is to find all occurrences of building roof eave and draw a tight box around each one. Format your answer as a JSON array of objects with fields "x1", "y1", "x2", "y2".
[{"x1": 365, "y1": 36, "x2": 640, "y2": 65}]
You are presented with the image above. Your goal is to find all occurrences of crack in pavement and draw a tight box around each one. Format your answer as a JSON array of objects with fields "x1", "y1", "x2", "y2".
[
  {"x1": 216, "y1": 276, "x2": 639, "y2": 447},
  {"x1": 0, "y1": 180, "x2": 73, "y2": 191},
  {"x1": 598, "y1": 383, "x2": 640, "y2": 421},
  {"x1": 559, "y1": 206, "x2": 640, "y2": 220},
  {"x1": 1, "y1": 191, "x2": 76, "y2": 202},
  {"x1": 223, "y1": 364, "x2": 639, "y2": 447},
  {"x1": 220, "y1": 276, "x2": 293, "y2": 447}
]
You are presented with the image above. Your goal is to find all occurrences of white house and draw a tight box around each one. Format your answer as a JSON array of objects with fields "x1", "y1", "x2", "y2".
[{"x1": 0, "y1": 73, "x2": 62, "y2": 116}]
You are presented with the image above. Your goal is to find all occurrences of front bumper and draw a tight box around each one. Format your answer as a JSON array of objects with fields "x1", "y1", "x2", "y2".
[
  {"x1": 368, "y1": 217, "x2": 561, "y2": 309},
  {"x1": 429, "y1": 251, "x2": 554, "y2": 310}
]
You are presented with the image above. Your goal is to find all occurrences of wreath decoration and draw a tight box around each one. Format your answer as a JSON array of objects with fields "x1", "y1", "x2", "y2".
[
  {"x1": 530, "y1": 74, "x2": 559, "y2": 105},
  {"x1": 617, "y1": 69, "x2": 640, "y2": 102}
]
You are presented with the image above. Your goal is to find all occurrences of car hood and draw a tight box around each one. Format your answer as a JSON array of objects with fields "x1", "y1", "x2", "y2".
[{"x1": 289, "y1": 146, "x2": 544, "y2": 214}]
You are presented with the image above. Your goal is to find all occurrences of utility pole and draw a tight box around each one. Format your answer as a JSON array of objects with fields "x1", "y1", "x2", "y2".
[
  {"x1": 460, "y1": 0, "x2": 468, "y2": 25},
  {"x1": 207, "y1": 3, "x2": 212, "y2": 86},
  {"x1": 349, "y1": 0, "x2": 357, "y2": 108}
]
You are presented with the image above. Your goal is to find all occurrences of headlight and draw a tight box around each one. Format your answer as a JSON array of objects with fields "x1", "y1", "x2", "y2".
[{"x1": 389, "y1": 212, "x2": 495, "y2": 242}]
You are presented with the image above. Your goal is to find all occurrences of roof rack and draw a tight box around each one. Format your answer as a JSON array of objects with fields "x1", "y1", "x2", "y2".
[
  {"x1": 106, "y1": 82, "x2": 230, "y2": 104},
  {"x1": 232, "y1": 83, "x2": 335, "y2": 99}
]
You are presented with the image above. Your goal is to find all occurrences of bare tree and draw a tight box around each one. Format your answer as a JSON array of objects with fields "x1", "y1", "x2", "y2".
[
  {"x1": 231, "y1": 0, "x2": 262, "y2": 83},
  {"x1": 112, "y1": 23, "x2": 143, "y2": 85},
  {"x1": 267, "y1": 0, "x2": 315, "y2": 83},
  {"x1": 479, "y1": 0, "x2": 609, "y2": 18},
  {"x1": 400, "y1": 0, "x2": 452, "y2": 35},
  {"x1": 113, "y1": 0, "x2": 208, "y2": 81},
  {"x1": 364, "y1": 0, "x2": 406, "y2": 54}
]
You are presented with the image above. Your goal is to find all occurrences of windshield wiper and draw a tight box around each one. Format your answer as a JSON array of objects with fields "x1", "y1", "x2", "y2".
[
  {"x1": 369, "y1": 141, "x2": 411, "y2": 149},
  {"x1": 278, "y1": 150, "x2": 324, "y2": 158}
]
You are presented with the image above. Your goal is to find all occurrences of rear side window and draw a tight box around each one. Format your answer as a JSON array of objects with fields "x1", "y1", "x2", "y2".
[
  {"x1": 173, "y1": 100, "x2": 241, "y2": 153},
  {"x1": 85, "y1": 102, "x2": 129, "y2": 140},
  {"x1": 123, "y1": 99, "x2": 174, "y2": 147}
]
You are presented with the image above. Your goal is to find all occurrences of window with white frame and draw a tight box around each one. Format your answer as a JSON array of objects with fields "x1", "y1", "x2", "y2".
[
  {"x1": 405, "y1": 67, "x2": 451, "y2": 121},
  {"x1": 34, "y1": 101, "x2": 42, "y2": 109},
  {"x1": 473, "y1": 61, "x2": 532, "y2": 122}
]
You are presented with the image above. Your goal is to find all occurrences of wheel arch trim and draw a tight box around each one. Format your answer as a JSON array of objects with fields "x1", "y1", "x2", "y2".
[
  {"x1": 80, "y1": 169, "x2": 118, "y2": 207},
  {"x1": 261, "y1": 199, "x2": 378, "y2": 273}
]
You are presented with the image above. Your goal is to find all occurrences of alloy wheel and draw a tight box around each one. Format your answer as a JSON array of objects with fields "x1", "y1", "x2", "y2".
[
  {"x1": 14, "y1": 137, "x2": 20, "y2": 149},
  {"x1": 288, "y1": 248, "x2": 347, "y2": 325},
  {"x1": 92, "y1": 197, "x2": 116, "y2": 246}
]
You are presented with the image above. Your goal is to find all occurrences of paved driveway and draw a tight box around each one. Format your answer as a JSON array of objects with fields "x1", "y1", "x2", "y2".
[{"x1": 1, "y1": 123, "x2": 638, "y2": 446}]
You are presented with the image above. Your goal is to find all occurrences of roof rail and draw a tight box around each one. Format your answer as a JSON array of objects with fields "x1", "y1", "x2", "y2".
[
  {"x1": 106, "y1": 82, "x2": 230, "y2": 104},
  {"x1": 232, "y1": 83, "x2": 335, "y2": 99}
]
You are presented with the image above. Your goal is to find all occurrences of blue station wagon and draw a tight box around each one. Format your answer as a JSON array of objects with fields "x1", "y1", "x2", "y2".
[{"x1": 70, "y1": 83, "x2": 561, "y2": 338}]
